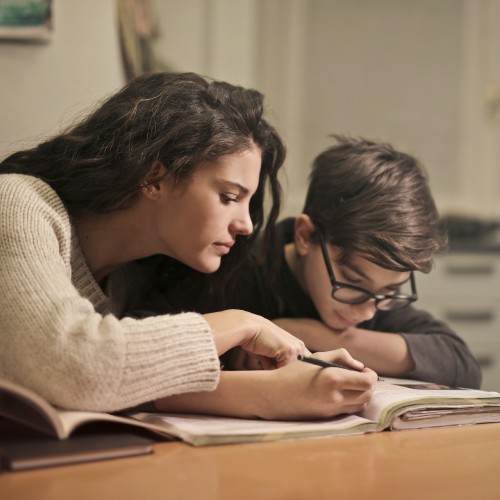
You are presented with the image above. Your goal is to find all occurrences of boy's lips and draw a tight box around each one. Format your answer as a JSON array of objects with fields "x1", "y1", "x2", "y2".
[{"x1": 336, "y1": 311, "x2": 358, "y2": 327}]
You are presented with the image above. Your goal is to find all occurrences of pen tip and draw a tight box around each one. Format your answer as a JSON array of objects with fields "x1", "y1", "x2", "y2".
[{"x1": 297, "y1": 354, "x2": 304, "y2": 361}]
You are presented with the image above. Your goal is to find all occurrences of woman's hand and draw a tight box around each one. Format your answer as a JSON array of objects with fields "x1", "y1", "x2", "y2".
[
  {"x1": 203, "y1": 309, "x2": 310, "y2": 368},
  {"x1": 257, "y1": 348, "x2": 377, "y2": 420},
  {"x1": 155, "y1": 348, "x2": 378, "y2": 420}
]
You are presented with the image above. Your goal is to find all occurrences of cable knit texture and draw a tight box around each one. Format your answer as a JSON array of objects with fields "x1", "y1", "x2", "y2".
[{"x1": 0, "y1": 174, "x2": 220, "y2": 412}]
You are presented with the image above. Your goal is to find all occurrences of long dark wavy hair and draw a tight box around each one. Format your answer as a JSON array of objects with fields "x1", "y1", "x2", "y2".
[
  {"x1": 303, "y1": 135, "x2": 447, "y2": 273},
  {"x1": 0, "y1": 72, "x2": 285, "y2": 305}
]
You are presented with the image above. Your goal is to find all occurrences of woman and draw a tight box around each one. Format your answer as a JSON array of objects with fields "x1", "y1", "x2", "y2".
[{"x1": 0, "y1": 73, "x2": 376, "y2": 418}]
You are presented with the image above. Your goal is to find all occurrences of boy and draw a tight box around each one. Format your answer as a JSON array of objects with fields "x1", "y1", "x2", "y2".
[
  {"x1": 140, "y1": 136, "x2": 481, "y2": 389},
  {"x1": 222, "y1": 136, "x2": 481, "y2": 388}
]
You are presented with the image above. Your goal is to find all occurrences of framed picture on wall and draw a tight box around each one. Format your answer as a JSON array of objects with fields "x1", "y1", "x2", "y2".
[{"x1": 0, "y1": 0, "x2": 53, "y2": 43}]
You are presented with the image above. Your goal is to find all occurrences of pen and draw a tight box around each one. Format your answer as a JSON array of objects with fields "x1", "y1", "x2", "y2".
[
  {"x1": 298, "y1": 355, "x2": 383, "y2": 381},
  {"x1": 298, "y1": 355, "x2": 360, "y2": 372}
]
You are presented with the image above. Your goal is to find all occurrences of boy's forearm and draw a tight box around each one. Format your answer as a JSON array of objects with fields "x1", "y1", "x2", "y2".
[
  {"x1": 273, "y1": 318, "x2": 415, "y2": 376},
  {"x1": 273, "y1": 318, "x2": 345, "y2": 351},
  {"x1": 339, "y1": 327, "x2": 415, "y2": 375}
]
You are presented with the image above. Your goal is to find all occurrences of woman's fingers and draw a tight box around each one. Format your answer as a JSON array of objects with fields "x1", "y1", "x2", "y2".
[
  {"x1": 313, "y1": 348, "x2": 365, "y2": 371},
  {"x1": 205, "y1": 310, "x2": 311, "y2": 366},
  {"x1": 239, "y1": 315, "x2": 311, "y2": 367},
  {"x1": 259, "y1": 359, "x2": 377, "y2": 420}
]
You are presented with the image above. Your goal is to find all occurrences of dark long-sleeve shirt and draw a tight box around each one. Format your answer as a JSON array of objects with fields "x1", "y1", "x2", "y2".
[{"x1": 223, "y1": 218, "x2": 482, "y2": 389}]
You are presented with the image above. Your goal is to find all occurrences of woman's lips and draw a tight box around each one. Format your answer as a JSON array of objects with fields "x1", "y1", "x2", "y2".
[{"x1": 213, "y1": 241, "x2": 234, "y2": 255}]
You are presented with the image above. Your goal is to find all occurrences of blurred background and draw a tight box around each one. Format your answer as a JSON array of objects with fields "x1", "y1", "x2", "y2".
[{"x1": 1, "y1": 0, "x2": 499, "y2": 221}]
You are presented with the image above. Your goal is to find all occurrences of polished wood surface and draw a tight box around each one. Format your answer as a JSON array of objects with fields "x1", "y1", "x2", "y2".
[{"x1": 2, "y1": 423, "x2": 500, "y2": 500}]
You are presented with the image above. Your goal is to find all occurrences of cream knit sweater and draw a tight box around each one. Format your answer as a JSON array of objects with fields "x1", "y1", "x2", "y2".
[{"x1": 0, "y1": 174, "x2": 220, "y2": 412}]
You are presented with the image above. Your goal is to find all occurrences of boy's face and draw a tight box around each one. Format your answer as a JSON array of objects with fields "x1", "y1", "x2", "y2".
[{"x1": 293, "y1": 216, "x2": 412, "y2": 331}]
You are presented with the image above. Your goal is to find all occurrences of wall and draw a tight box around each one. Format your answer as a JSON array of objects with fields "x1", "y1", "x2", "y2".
[
  {"x1": 257, "y1": 0, "x2": 500, "y2": 218},
  {"x1": 151, "y1": 0, "x2": 306, "y2": 214},
  {"x1": 459, "y1": 0, "x2": 500, "y2": 217},
  {"x1": 0, "y1": 0, "x2": 123, "y2": 158},
  {"x1": 152, "y1": 0, "x2": 259, "y2": 88},
  {"x1": 152, "y1": 0, "x2": 500, "y2": 219},
  {"x1": 301, "y1": 0, "x2": 463, "y2": 211},
  {"x1": 1, "y1": 0, "x2": 498, "y2": 220}
]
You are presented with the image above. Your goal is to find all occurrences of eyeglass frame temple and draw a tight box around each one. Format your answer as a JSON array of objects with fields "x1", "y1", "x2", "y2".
[{"x1": 317, "y1": 226, "x2": 337, "y2": 288}]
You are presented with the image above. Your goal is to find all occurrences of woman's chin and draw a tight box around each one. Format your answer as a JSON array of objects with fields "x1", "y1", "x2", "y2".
[{"x1": 193, "y1": 260, "x2": 222, "y2": 274}]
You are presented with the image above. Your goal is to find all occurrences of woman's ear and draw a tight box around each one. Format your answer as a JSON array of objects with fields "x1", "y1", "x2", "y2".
[
  {"x1": 294, "y1": 214, "x2": 316, "y2": 256},
  {"x1": 141, "y1": 161, "x2": 168, "y2": 199}
]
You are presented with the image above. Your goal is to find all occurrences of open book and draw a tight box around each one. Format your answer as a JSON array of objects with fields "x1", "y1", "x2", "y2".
[{"x1": 1, "y1": 377, "x2": 500, "y2": 448}]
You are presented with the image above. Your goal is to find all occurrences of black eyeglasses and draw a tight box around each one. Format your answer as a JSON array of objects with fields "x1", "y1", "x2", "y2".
[{"x1": 316, "y1": 228, "x2": 417, "y2": 311}]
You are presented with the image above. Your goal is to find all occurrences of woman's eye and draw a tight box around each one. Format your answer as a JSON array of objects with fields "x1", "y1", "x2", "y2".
[{"x1": 220, "y1": 193, "x2": 238, "y2": 205}]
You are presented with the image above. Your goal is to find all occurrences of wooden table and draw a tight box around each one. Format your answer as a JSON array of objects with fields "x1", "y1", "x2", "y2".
[{"x1": 2, "y1": 423, "x2": 500, "y2": 500}]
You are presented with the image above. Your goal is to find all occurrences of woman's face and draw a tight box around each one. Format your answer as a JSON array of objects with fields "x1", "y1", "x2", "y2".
[
  {"x1": 152, "y1": 143, "x2": 262, "y2": 273},
  {"x1": 300, "y1": 241, "x2": 411, "y2": 330}
]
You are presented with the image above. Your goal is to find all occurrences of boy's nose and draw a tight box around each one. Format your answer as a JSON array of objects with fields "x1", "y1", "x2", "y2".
[{"x1": 352, "y1": 300, "x2": 377, "y2": 323}]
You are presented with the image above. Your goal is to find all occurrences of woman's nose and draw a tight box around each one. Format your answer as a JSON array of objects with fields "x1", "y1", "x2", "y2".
[{"x1": 231, "y1": 209, "x2": 254, "y2": 236}]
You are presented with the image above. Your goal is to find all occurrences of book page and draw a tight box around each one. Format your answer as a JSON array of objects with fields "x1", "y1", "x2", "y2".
[
  {"x1": 131, "y1": 412, "x2": 380, "y2": 446},
  {"x1": 391, "y1": 407, "x2": 500, "y2": 430},
  {"x1": 0, "y1": 378, "x2": 173, "y2": 440},
  {"x1": 360, "y1": 379, "x2": 500, "y2": 427},
  {"x1": 0, "y1": 378, "x2": 64, "y2": 438},
  {"x1": 56, "y1": 410, "x2": 180, "y2": 440}
]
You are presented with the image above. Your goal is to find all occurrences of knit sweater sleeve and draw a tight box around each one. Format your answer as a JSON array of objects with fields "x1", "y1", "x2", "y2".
[{"x1": 0, "y1": 175, "x2": 220, "y2": 412}]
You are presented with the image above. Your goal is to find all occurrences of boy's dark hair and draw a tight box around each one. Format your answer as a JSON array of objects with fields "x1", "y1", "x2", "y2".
[{"x1": 303, "y1": 135, "x2": 447, "y2": 273}]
